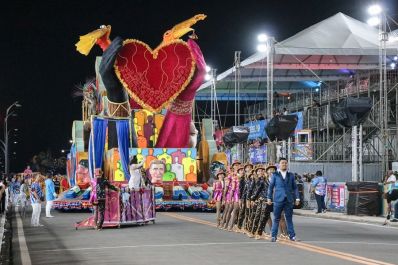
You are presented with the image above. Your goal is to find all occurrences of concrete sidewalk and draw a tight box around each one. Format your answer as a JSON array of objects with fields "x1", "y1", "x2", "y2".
[{"x1": 294, "y1": 209, "x2": 398, "y2": 227}]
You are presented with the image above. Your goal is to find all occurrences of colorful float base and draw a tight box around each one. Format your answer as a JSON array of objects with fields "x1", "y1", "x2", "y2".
[
  {"x1": 55, "y1": 198, "x2": 214, "y2": 211},
  {"x1": 53, "y1": 190, "x2": 92, "y2": 210},
  {"x1": 55, "y1": 196, "x2": 215, "y2": 211},
  {"x1": 75, "y1": 188, "x2": 156, "y2": 229},
  {"x1": 155, "y1": 199, "x2": 212, "y2": 211}
]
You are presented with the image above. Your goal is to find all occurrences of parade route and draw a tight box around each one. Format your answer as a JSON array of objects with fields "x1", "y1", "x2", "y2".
[{"x1": 11, "y1": 208, "x2": 398, "y2": 265}]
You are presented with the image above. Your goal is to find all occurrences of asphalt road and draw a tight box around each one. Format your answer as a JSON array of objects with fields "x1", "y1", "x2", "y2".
[{"x1": 11, "y1": 207, "x2": 398, "y2": 265}]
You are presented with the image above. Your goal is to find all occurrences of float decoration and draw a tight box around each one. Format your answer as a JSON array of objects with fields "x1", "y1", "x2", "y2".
[{"x1": 115, "y1": 39, "x2": 196, "y2": 113}]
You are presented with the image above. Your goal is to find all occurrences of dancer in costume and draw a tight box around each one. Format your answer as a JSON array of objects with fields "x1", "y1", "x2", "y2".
[
  {"x1": 228, "y1": 166, "x2": 243, "y2": 231},
  {"x1": 221, "y1": 162, "x2": 241, "y2": 229},
  {"x1": 244, "y1": 169, "x2": 257, "y2": 232},
  {"x1": 213, "y1": 171, "x2": 225, "y2": 227},
  {"x1": 250, "y1": 165, "x2": 275, "y2": 239},
  {"x1": 242, "y1": 170, "x2": 255, "y2": 232},
  {"x1": 93, "y1": 169, "x2": 119, "y2": 230},
  {"x1": 236, "y1": 164, "x2": 253, "y2": 232},
  {"x1": 220, "y1": 172, "x2": 233, "y2": 230},
  {"x1": 247, "y1": 166, "x2": 266, "y2": 237}
]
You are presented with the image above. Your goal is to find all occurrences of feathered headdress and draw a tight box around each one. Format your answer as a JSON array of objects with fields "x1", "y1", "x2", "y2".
[{"x1": 75, "y1": 25, "x2": 111, "y2": 55}]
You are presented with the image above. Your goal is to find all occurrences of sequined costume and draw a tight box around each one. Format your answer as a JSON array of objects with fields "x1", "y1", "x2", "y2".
[
  {"x1": 244, "y1": 177, "x2": 256, "y2": 230},
  {"x1": 246, "y1": 176, "x2": 264, "y2": 232},
  {"x1": 220, "y1": 176, "x2": 233, "y2": 229},
  {"x1": 212, "y1": 180, "x2": 224, "y2": 201},
  {"x1": 250, "y1": 177, "x2": 271, "y2": 236},
  {"x1": 227, "y1": 177, "x2": 241, "y2": 230},
  {"x1": 232, "y1": 178, "x2": 240, "y2": 203},
  {"x1": 237, "y1": 175, "x2": 250, "y2": 229}
]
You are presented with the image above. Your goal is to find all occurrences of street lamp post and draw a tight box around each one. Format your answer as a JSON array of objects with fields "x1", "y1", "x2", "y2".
[{"x1": 1, "y1": 101, "x2": 22, "y2": 175}]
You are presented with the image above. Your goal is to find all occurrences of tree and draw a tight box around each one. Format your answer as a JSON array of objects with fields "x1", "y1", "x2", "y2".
[{"x1": 30, "y1": 150, "x2": 66, "y2": 174}]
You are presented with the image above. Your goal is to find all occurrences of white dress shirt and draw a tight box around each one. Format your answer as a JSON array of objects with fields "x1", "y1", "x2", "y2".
[{"x1": 279, "y1": 170, "x2": 287, "y2": 180}]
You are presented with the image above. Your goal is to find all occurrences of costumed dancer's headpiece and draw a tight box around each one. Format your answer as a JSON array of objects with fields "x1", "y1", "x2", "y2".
[
  {"x1": 244, "y1": 163, "x2": 254, "y2": 170},
  {"x1": 266, "y1": 164, "x2": 277, "y2": 172},
  {"x1": 216, "y1": 171, "x2": 226, "y2": 178},
  {"x1": 231, "y1": 161, "x2": 241, "y2": 167},
  {"x1": 255, "y1": 166, "x2": 266, "y2": 174}
]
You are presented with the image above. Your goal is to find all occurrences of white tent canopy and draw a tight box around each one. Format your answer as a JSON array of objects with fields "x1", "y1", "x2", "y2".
[{"x1": 198, "y1": 12, "x2": 398, "y2": 94}]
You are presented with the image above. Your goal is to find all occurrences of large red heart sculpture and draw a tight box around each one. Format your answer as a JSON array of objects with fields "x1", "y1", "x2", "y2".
[{"x1": 114, "y1": 39, "x2": 196, "y2": 113}]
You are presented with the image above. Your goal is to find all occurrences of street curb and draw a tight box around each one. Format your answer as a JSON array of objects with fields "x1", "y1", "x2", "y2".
[{"x1": 294, "y1": 211, "x2": 398, "y2": 227}]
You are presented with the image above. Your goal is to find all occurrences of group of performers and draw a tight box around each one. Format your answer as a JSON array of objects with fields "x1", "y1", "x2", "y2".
[{"x1": 212, "y1": 161, "x2": 288, "y2": 239}]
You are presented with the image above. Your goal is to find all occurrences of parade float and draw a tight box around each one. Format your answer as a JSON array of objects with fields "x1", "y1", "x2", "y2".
[{"x1": 53, "y1": 14, "x2": 223, "y2": 229}]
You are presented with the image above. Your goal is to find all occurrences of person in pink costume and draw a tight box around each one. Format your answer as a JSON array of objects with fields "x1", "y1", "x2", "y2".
[
  {"x1": 156, "y1": 39, "x2": 206, "y2": 148},
  {"x1": 213, "y1": 171, "x2": 225, "y2": 227},
  {"x1": 229, "y1": 166, "x2": 244, "y2": 231}
]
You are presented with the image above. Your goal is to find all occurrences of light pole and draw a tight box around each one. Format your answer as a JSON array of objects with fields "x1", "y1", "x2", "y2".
[
  {"x1": 367, "y1": 4, "x2": 389, "y2": 177},
  {"x1": 1, "y1": 101, "x2": 22, "y2": 175},
  {"x1": 257, "y1": 33, "x2": 275, "y2": 119},
  {"x1": 257, "y1": 33, "x2": 277, "y2": 163}
]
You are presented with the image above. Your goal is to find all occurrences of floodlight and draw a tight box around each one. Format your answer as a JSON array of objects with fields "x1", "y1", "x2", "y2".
[
  {"x1": 257, "y1": 33, "x2": 268, "y2": 42},
  {"x1": 368, "y1": 4, "x2": 382, "y2": 16},
  {"x1": 367, "y1": 17, "x2": 380, "y2": 26}
]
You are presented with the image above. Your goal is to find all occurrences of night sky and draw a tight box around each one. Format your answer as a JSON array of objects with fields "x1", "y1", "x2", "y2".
[{"x1": 0, "y1": 0, "x2": 396, "y2": 172}]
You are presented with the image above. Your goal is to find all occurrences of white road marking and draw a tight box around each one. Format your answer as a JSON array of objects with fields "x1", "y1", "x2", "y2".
[
  {"x1": 31, "y1": 241, "x2": 276, "y2": 253},
  {"x1": 0, "y1": 214, "x2": 5, "y2": 249},
  {"x1": 15, "y1": 206, "x2": 32, "y2": 265},
  {"x1": 297, "y1": 215, "x2": 398, "y2": 231}
]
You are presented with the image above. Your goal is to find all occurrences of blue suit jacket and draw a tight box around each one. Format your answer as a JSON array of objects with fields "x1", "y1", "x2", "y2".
[{"x1": 267, "y1": 171, "x2": 299, "y2": 203}]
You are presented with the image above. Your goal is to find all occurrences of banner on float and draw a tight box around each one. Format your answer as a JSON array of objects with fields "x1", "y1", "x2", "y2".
[
  {"x1": 243, "y1": 120, "x2": 267, "y2": 140},
  {"x1": 248, "y1": 145, "x2": 267, "y2": 164}
]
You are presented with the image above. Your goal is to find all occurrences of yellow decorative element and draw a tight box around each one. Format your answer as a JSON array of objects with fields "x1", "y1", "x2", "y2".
[
  {"x1": 162, "y1": 14, "x2": 207, "y2": 45},
  {"x1": 114, "y1": 161, "x2": 125, "y2": 182},
  {"x1": 182, "y1": 150, "x2": 196, "y2": 177},
  {"x1": 75, "y1": 25, "x2": 111, "y2": 56},
  {"x1": 136, "y1": 149, "x2": 145, "y2": 164},
  {"x1": 158, "y1": 148, "x2": 172, "y2": 165},
  {"x1": 154, "y1": 114, "x2": 164, "y2": 131},
  {"x1": 114, "y1": 39, "x2": 196, "y2": 113}
]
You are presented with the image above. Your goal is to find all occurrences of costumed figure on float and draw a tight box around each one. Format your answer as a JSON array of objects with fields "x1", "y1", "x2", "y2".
[{"x1": 63, "y1": 14, "x2": 213, "y2": 229}]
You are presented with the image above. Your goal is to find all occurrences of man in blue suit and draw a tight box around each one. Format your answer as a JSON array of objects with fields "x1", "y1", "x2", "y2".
[{"x1": 267, "y1": 158, "x2": 300, "y2": 242}]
